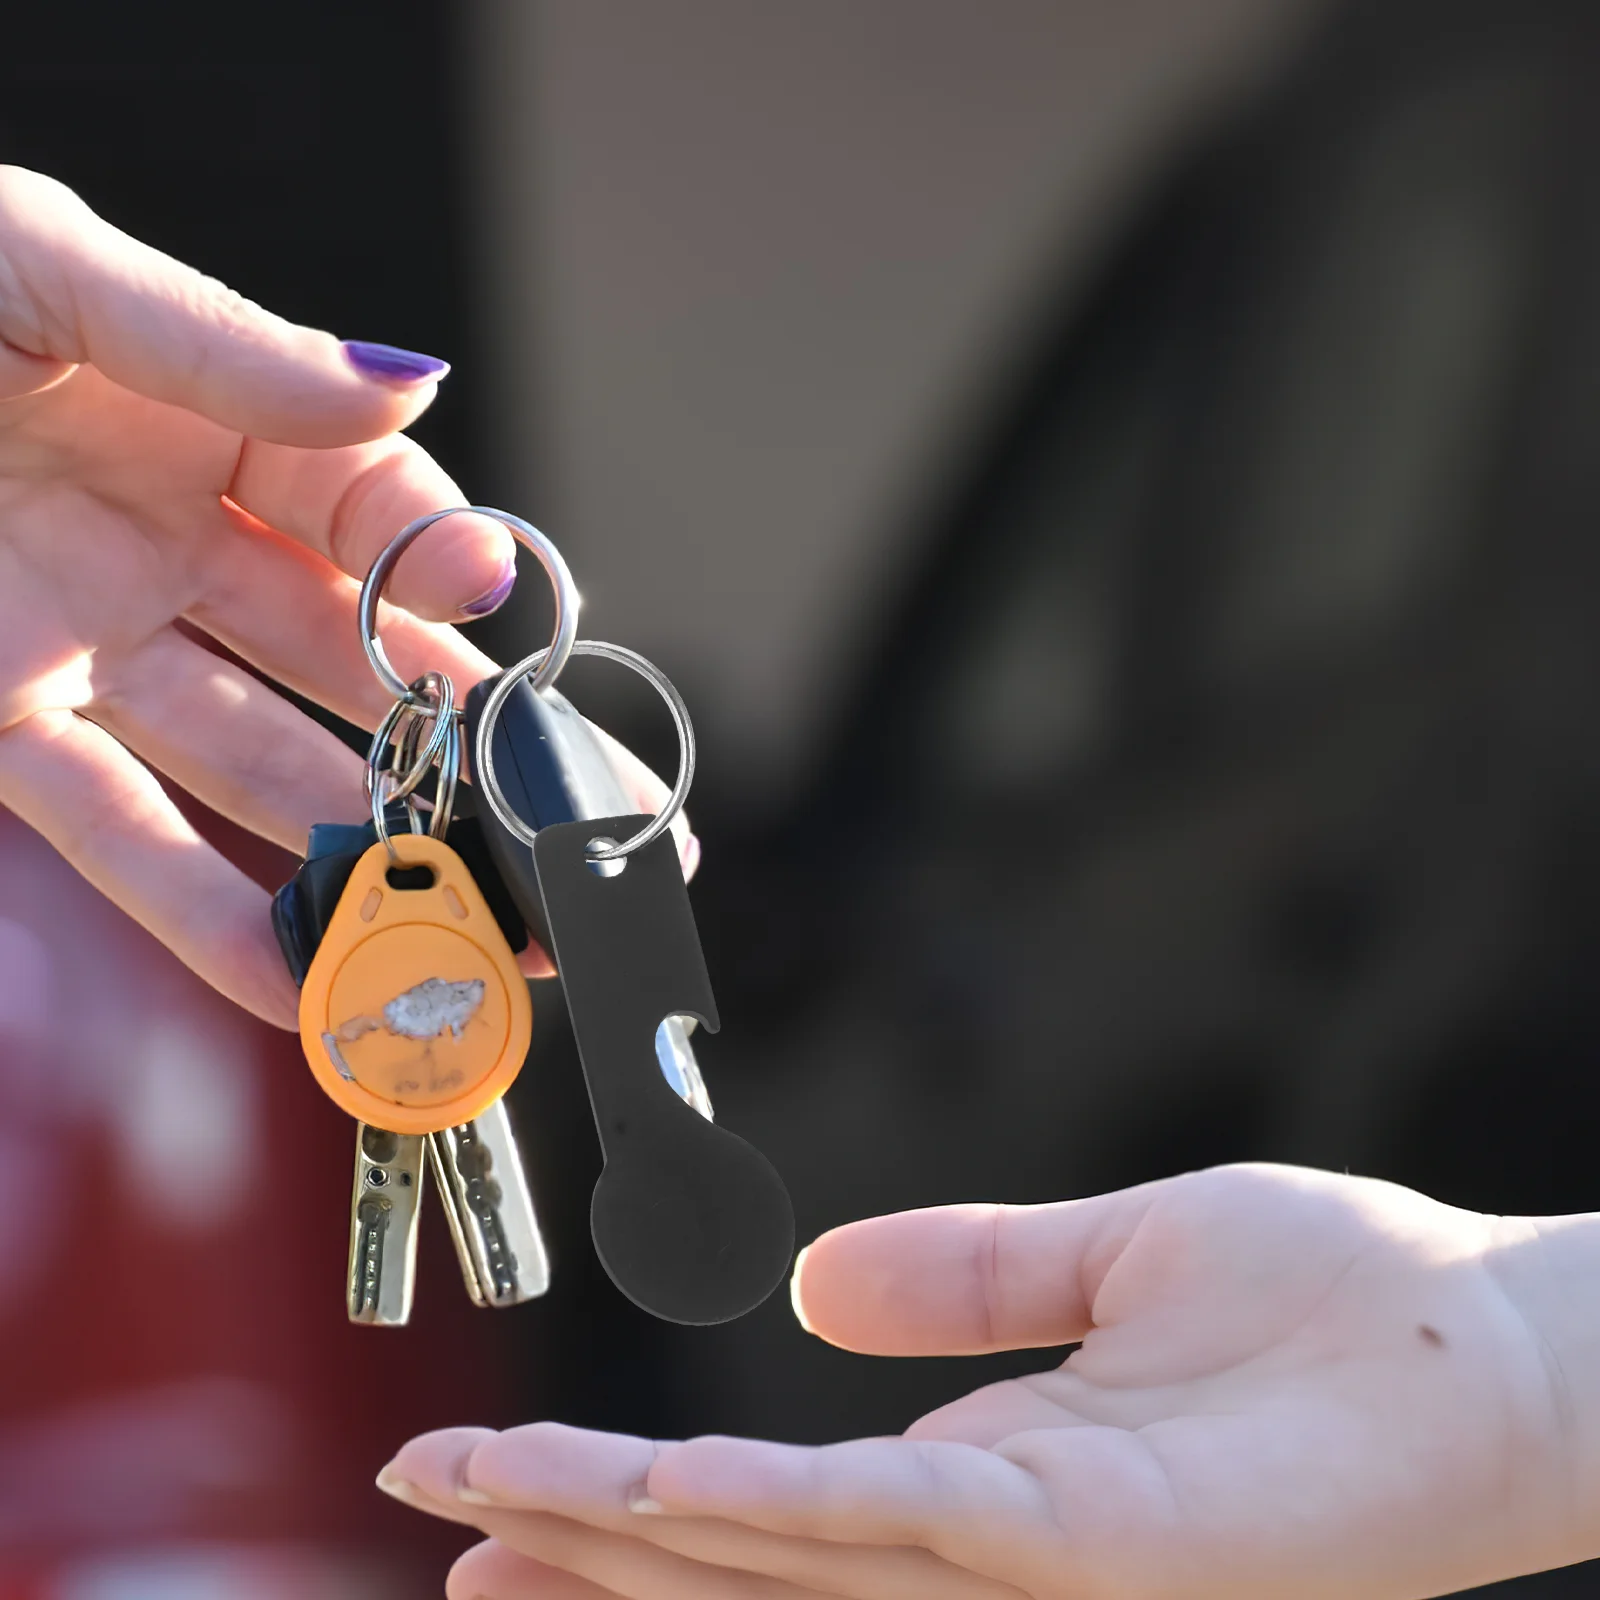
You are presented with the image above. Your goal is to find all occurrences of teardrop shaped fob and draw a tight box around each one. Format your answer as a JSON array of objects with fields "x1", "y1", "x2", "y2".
[{"x1": 299, "y1": 835, "x2": 533, "y2": 1136}]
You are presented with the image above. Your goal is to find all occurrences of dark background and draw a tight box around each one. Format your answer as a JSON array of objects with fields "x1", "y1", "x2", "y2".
[{"x1": 6, "y1": 0, "x2": 1600, "y2": 1594}]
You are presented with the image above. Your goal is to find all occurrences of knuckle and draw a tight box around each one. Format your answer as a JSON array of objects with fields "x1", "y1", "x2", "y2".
[
  {"x1": 0, "y1": 172, "x2": 86, "y2": 352},
  {"x1": 193, "y1": 273, "x2": 268, "y2": 336},
  {"x1": 325, "y1": 450, "x2": 396, "y2": 572},
  {"x1": 169, "y1": 273, "x2": 266, "y2": 387}
]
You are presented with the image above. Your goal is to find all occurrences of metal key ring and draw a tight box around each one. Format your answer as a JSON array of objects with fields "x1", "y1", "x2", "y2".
[
  {"x1": 422, "y1": 706, "x2": 461, "y2": 838},
  {"x1": 369, "y1": 673, "x2": 457, "y2": 859},
  {"x1": 391, "y1": 693, "x2": 460, "y2": 839},
  {"x1": 475, "y1": 640, "x2": 695, "y2": 863},
  {"x1": 358, "y1": 507, "x2": 581, "y2": 707},
  {"x1": 365, "y1": 672, "x2": 455, "y2": 805}
]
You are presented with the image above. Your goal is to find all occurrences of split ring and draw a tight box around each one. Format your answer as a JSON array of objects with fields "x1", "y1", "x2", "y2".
[
  {"x1": 368, "y1": 672, "x2": 457, "y2": 857},
  {"x1": 474, "y1": 641, "x2": 695, "y2": 863},
  {"x1": 365, "y1": 671, "x2": 454, "y2": 806},
  {"x1": 358, "y1": 507, "x2": 580, "y2": 706}
]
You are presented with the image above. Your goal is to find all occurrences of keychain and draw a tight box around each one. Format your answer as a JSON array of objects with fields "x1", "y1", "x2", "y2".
[
  {"x1": 276, "y1": 507, "x2": 576, "y2": 1324},
  {"x1": 278, "y1": 505, "x2": 793, "y2": 1327}
]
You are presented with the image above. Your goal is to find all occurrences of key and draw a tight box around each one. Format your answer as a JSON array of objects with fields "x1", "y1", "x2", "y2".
[
  {"x1": 429, "y1": 1099, "x2": 551, "y2": 1307},
  {"x1": 348, "y1": 1125, "x2": 427, "y2": 1325},
  {"x1": 277, "y1": 811, "x2": 439, "y2": 1325},
  {"x1": 463, "y1": 675, "x2": 713, "y2": 1117}
]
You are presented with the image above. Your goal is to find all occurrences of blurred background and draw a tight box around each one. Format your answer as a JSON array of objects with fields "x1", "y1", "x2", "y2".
[{"x1": 5, "y1": 0, "x2": 1600, "y2": 1593}]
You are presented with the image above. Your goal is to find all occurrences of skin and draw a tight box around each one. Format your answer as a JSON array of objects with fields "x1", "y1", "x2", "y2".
[
  {"x1": 0, "y1": 165, "x2": 691, "y2": 1028},
  {"x1": 385, "y1": 1164, "x2": 1600, "y2": 1599}
]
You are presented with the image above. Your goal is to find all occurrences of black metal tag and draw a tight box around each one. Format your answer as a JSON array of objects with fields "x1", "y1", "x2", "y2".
[{"x1": 533, "y1": 815, "x2": 794, "y2": 1324}]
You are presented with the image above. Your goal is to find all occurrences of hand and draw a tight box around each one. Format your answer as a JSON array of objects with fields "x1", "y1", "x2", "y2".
[
  {"x1": 385, "y1": 1163, "x2": 1600, "y2": 1599},
  {"x1": 0, "y1": 166, "x2": 688, "y2": 1027}
]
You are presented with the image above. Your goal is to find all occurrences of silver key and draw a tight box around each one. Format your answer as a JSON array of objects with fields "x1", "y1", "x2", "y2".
[
  {"x1": 347, "y1": 1124, "x2": 427, "y2": 1326},
  {"x1": 429, "y1": 1098, "x2": 551, "y2": 1307}
]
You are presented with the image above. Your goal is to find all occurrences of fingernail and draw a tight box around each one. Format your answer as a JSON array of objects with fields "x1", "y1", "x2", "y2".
[
  {"x1": 457, "y1": 1485, "x2": 494, "y2": 1506},
  {"x1": 790, "y1": 1245, "x2": 814, "y2": 1333},
  {"x1": 376, "y1": 1464, "x2": 420, "y2": 1504},
  {"x1": 460, "y1": 559, "x2": 517, "y2": 618},
  {"x1": 629, "y1": 1494, "x2": 664, "y2": 1514},
  {"x1": 342, "y1": 339, "x2": 452, "y2": 386}
]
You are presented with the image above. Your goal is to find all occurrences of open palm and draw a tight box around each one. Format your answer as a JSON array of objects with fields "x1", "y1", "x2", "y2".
[
  {"x1": 390, "y1": 1164, "x2": 1597, "y2": 1599},
  {"x1": 0, "y1": 167, "x2": 681, "y2": 1024}
]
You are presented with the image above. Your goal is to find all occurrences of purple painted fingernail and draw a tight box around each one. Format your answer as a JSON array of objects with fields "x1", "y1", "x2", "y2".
[
  {"x1": 342, "y1": 339, "x2": 452, "y2": 386},
  {"x1": 461, "y1": 560, "x2": 517, "y2": 617}
]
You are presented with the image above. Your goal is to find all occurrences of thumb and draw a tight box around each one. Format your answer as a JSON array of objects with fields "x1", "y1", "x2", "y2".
[
  {"x1": 791, "y1": 1186, "x2": 1162, "y2": 1356},
  {"x1": 0, "y1": 166, "x2": 446, "y2": 444}
]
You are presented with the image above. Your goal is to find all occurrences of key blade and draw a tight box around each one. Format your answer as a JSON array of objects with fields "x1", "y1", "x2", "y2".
[
  {"x1": 427, "y1": 1135, "x2": 488, "y2": 1306},
  {"x1": 348, "y1": 1125, "x2": 426, "y2": 1326},
  {"x1": 429, "y1": 1099, "x2": 551, "y2": 1308}
]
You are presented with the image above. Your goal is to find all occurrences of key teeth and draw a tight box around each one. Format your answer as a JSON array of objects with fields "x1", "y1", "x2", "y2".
[
  {"x1": 427, "y1": 1134, "x2": 489, "y2": 1307},
  {"x1": 349, "y1": 1194, "x2": 388, "y2": 1322}
]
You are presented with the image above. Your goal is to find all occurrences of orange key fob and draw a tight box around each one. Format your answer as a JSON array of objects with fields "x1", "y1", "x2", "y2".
[{"x1": 298, "y1": 835, "x2": 532, "y2": 1135}]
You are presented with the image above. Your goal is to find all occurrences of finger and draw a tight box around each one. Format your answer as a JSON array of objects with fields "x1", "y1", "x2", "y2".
[
  {"x1": 386, "y1": 1426, "x2": 501, "y2": 1501},
  {"x1": 793, "y1": 1186, "x2": 1164, "y2": 1356},
  {"x1": 628, "y1": 1520, "x2": 1008, "y2": 1600},
  {"x1": 380, "y1": 1428, "x2": 502, "y2": 1527},
  {"x1": 458, "y1": 1509, "x2": 830, "y2": 1600},
  {"x1": 647, "y1": 1436, "x2": 1054, "y2": 1576},
  {"x1": 467, "y1": 1421, "x2": 663, "y2": 1515},
  {"x1": 392, "y1": 1422, "x2": 662, "y2": 1529},
  {"x1": 0, "y1": 165, "x2": 448, "y2": 439},
  {"x1": 87, "y1": 626, "x2": 366, "y2": 853},
  {"x1": 402, "y1": 1423, "x2": 1015, "y2": 1600},
  {"x1": 190, "y1": 506, "x2": 499, "y2": 732},
  {"x1": 0, "y1": 708, "x2": 296, "y2": 1026},
  {"x1": 448, "y1": 1539, "x2": 614, "y2": 1600},
  {"x1": 518, "y1": 947, "x2": 559, "y2": 980},
  {"x1": 228, "y1": 439, "x2": 516, "y2": 622}
]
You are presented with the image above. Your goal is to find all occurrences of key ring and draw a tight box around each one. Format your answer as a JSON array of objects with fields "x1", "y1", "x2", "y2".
[
  {"x1": 369, "y1": 718, "x2": 459, "y2": 858},
  {"x1": 391, "y1": 691, "x2": 461, "y2": 839},
  {"x1": 365, "y1": 672, "x2": 454, "y2": 807},
  {"x1": 368, "y1": 672, "x2": 458, "y2": 858},
  {"x1": 358, "y1": 507, "x2": 581, "y2": 708},
  {"x1": 419, "y1": 700, "x2": 461, "y2": 838},
  {"x1": 474, "y1": 641, "x2": 695, "y2": 863}
]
